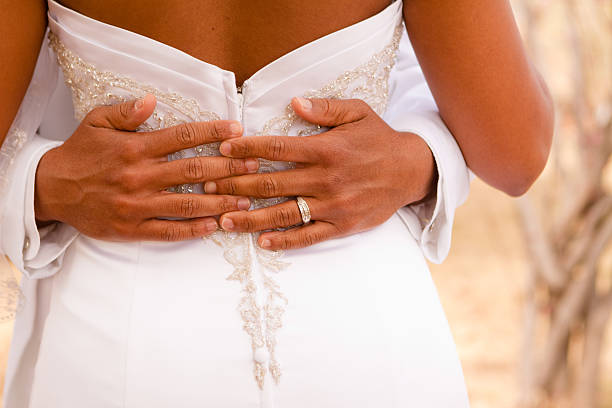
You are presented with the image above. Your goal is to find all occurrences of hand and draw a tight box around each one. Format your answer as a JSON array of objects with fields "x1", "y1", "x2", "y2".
[
  {"x1": 206, "y1": 97, "x2": 437, "y2": 250},
  {"x1": 34, "y1": 94, "x2": 259, "y2": 241}
]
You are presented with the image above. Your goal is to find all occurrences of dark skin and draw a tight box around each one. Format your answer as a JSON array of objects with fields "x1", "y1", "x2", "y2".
[{"x1": 2, "y1": 0, "x2": 553, "y2": 249}]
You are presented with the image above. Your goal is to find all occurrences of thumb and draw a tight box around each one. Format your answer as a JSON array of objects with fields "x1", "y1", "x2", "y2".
[
  {"x1": 86, "y1": 94, "x2": 156, "y2": 131},
  {"x1": 290, "y1": 97, "x2": 370, "y2": 127}
]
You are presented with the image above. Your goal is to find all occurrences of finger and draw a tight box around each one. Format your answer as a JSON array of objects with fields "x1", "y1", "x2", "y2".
[
  {"x1": 204, "y1": 169, "x2": 320, "y2": 198},
  {"x1": 135, "y1": 217, "x2": 219, "y2": 241},
  {"x1": 145, "y1": 193, "x2": 252, "y2": 218},
  {"x1": 86, "y1": 94, "x2": 156, "y2": 131},
  {"x1": 219, "y1": 197, "x2": 323, "y2": 233},
  {"x1": 149, "y1": 156, "x2": 259, "y2": 188},
  {"x1": 144, "y1": 120, "x2": 243, "y2": 157},
  {"x1": 219, "y1": 135, "x2": 318, "y2": 162},
  {"x1": 257, "y1": 221, "x2": 338, "y2": 250},
  {"x1": 290, "y1": 97, "x2": 370, "y2": 127}
]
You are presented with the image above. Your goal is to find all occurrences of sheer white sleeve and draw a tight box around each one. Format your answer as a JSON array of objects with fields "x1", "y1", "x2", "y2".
[
  {"x1": 383, "y1": 30, "x2": 473, "y2": 264},
  {"x1": 0, "y1": 29, "x2": 75, "y2": 320}
]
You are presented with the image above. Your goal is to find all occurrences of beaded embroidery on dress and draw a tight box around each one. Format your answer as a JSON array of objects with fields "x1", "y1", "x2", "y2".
[{"x1": 47, "y1": 21, "x2": 403, "y2": 389}]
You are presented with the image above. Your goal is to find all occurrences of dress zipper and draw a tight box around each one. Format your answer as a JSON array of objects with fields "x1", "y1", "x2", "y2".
[{"x1": 236, "y1": 80, "x2": 248, "y2": 124}]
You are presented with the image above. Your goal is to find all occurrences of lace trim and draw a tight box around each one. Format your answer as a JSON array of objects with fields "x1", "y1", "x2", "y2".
[
  {"x1": 257, "y1": 24, "x2": 402, "y2": 136},
  {"x1": 48, "y1": 32, "x2": 220, "y2": 194},
  {"x1": 252, "y1": 23, "x2": 403, "y2": 210},
  {"x1": 0, "y1": 257, "x2": 25, "y2": 322},
  {"x1": 0, "y1": 128, "x2": 28, "y2": 191},
  {"x1": 0, "y1": 128, "x2": 28, "y2": 321},
  {"x1": 47, "y1": 22, "x2": 402, "y2": 389}
]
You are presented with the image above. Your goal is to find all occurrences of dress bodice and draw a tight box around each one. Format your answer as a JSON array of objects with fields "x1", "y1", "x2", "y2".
[{"x1": 45, "y1": 0, "x2": 405, "y2": 390}]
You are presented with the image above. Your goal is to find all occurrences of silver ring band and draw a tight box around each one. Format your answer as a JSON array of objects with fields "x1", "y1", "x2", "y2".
[{"x1": 296, "y1": 196, "x2": 311, "y2": 224}]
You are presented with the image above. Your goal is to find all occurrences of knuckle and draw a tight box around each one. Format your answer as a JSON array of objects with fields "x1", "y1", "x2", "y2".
[
  {"x1": 119, "y1": 101, "x2": 131, "y2": 120},
  {"x1": 110, "y1": 196, "x2": 137, "y2": 220},
  {"x1": 184, "y1": 158, "x2": 205, "y2": 181},
  {"x1": 321, "y1": 98, "x2": 333, "y2": 116},
  {"x1": 210, "y1": 121, "x2": 225, "y2": 141},
  {"x1": 324, "y1": 171, "x2": 345, "y2": 192},
  {"x1": 189, "y1": 223, "x2": 201, "y2": 239},
  {"x1": 120, "y1": 138, "x2": 145, "y2": 161},
  {"x1": 268, "y1": 138, "x2": 286, "y2": 159},
  {"x1": 352, "y1": 99, "x2": 372, "y2": 119},
  {"x1": 303, "y1": 232, "x2": 318, "y2": 247},
  {"x1": 219, "y1": 197, "x2": 237, "y2": 213},
  {"x1": 109, "y1": 220, "x2": 130, "y2": 238},
  {"x1": 221, "y1": 179, "x2": 237, "y2": 195},
  {"x1": 175, "y1": 123, "x2": 198, "y2": 147},
  {"x1": 225, "y1": 159, "x2": 239, "y2": 175},
  {"x1": 257, "y1": 176, "x2": 279, "y2": 197},
  {"x1": 84, "y1": 106, "x2": 102, "y2": 124},
  {"x1": 244, "y1": 215, "x2": 257, "y2": 232},
  {"x1": 277, "y1": 237, "x2": 291, "y2": 250},
  {"x1": 273, "y1": 207, "x2": 294, "y2": 227},
  {"x1": 353, "y1": 98, "x2": 368, "y2": 110},
  {"x1": 160, "y1": 225, "x2": 183, "y2": 241},
  {"x1": 114, "y1": 169, "x2": 142, "y2": 191},
  {"x1": 178, "y1": 197, "x2": 196, "y2": 217}
]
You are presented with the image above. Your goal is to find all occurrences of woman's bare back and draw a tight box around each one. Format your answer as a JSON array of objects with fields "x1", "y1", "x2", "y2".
[{"x1": 59, "y1": 0, "x2": 391, "y2": 85}]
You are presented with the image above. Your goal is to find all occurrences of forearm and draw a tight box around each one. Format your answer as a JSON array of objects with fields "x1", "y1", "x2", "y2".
[
  {"x1": 0, "y1": 1, "x2": 47, "y2": 147},
  {"x1": 403, "y1": 0, "x2": 553, "y2": 196}
]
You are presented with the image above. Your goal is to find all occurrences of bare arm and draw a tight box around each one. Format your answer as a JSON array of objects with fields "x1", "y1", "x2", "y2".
[
  {"x1": 0, "y1": 1, "x2": 47, "y2": 146},
  {"x1": 403, "y1": 0, "x2": 554, "y2": 196}
]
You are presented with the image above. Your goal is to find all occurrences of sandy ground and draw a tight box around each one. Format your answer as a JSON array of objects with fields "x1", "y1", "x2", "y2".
[{"x1": 0, "y1": 179, "x2": 610, "y2": 407}]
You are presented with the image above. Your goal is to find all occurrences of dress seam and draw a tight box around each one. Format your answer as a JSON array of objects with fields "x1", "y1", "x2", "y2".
[{"x1": 121, "y1": 242, "x2": 140, "y2": 408}]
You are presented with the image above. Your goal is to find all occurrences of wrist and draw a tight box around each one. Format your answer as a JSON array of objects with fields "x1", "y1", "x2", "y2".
[
  {"x1": 398, "y1": 131, "x2": 437, "y2": 205},
  {"x1": 34, "y1": 147, "x2": 62, "y2": 224}
]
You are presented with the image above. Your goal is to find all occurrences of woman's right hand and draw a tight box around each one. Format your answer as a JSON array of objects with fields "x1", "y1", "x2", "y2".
[{"x1": 34, "y1": 94, "x2": 258, "y2": 241}]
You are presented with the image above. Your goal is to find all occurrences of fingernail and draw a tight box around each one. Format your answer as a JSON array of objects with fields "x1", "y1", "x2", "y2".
[
  {"x1": 296, "y1": 97, "x2": 312, "y2": 111},
  {"x1": 245, "y1": 159, "x2": 259, "y2": 173},
  {"x1": 205, "y1": 219, "x2": 218, "y2": 232},
  {"x1": 204, "y1": 182, "x2": 217, "y2": 193},
  {"x1": 238, "y1": 197, "x2": 251, "y2": 210},
  {"x1": 134, "y1": 98, "x2": 144, "y2": 111},
  {"x1": 229, "y1": 122, "x2": 242, "y2": 136},
  {"x1": 260, "y1": 239, "x2": 271, "y2": 249},
  {"x1": 220, "y1": 142, "x2": 232, "y2": 156},
  {"x1": 221, "y1": 217, "x2": 234, "y2": 231}
]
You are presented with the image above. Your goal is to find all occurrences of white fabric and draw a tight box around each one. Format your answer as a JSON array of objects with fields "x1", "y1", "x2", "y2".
[{"x1": 2, "y1": 0, "x2": 471, "y2": 406}]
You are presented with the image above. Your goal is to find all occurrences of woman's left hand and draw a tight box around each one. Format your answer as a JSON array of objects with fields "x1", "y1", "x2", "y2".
[{"x1": 204, "y1": 97, "x2": 437, "y2": 250}]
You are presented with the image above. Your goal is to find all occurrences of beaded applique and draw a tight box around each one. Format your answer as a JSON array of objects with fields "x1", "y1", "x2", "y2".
[
  {"x1": 47, "y1": 32, "x2": 220, "y2": 194},
  {"x1": 0, "y1": 128, "x2": 28, "y2": 191},
  {"x1": 47, "y1": 21, "x2": 402, "y2": 389},
  {"x1": 0, "y1": 128, "x2": 28, "y2": 321}
]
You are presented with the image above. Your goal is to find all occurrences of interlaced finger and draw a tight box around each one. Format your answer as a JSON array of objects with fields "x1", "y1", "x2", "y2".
[
  {"x1": 144, "y1": 120, "x2": 243, "y2": 157},
  {"x1": 257, "y1": 221, "x2": 339, "y2": 250},
  {"x1": 145, "y1": 193, "x2": 251, "y2": 219},
  {"x1": 204, "y1": 169, "x2": 321, "y2": 198},
  {"x1": 135, "y1": 217, "x2": 219, "y2": 241},
  {"x1": 218, "y1": 197, "x2": 323, "y2": 233},
  {"x1": 219, "y1": 135, "x2": 320, "y2": 163},
  {"x1": 149, "y1": 156, "x2": 259, "y2": 188}
]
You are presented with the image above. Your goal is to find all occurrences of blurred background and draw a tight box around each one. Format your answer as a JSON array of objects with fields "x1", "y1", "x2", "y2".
[{"x1": 1, "y1": 0, "x2": 611, "y2": 406}]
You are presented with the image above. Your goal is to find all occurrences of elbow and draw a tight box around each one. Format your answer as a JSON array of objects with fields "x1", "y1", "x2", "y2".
[
  {"x1": 477, "y1": 95, "x2": 554, "y2": 197},
  {"x1": 502, "y1": 101, "x2": 554, "y2": 197},
  {"x1": 496, "y1": 146, "x2": 549, "y2": 197},
  {"x1": 502, "y1": 158, "x2": 546, "y2": 197}
]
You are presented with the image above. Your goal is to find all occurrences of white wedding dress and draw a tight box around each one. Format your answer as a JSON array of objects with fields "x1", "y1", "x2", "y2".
[{"x1": 0, "y1": 0, "x2": 473, "y2": 407}]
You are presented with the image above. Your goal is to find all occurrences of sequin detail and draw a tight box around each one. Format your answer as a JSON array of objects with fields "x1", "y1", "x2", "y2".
[
  {"x1": 0, "y1": 128, "x2": 28, "y2": 191},
  {"x1": 253, "y1": 23, "x2": 403, "y2": 210},
  {"x1": 47, "y1": 21, "x2": 402, "y2": 389},
  {"x1": 47, "y1": 32, "x2": 220, "y2": 194},
  {"x1": 0, "y1": 128, "x2": 28, "y2": 321}
]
